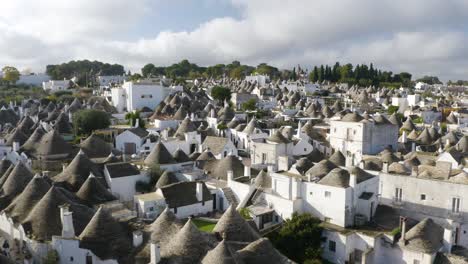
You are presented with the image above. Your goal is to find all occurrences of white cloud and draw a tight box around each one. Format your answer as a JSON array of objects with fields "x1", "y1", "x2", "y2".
[{"x1": 0, "y1": 0, "x2": 467, "y2": 80}]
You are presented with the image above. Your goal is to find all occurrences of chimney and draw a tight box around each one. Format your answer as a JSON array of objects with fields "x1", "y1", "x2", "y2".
[
  {"x1": 12, "y1": 141, "x2": 20, "y2": 152},
  {"x1": 359, "y1": 160, "x2": 365, "y2": 169},
  {"x1": 401, "y1": 217, "x2": 407, "y2": 244},
  {"x1": 411, "y1": 166, "x2": 418, "y2": 177},
  {"x1": 267, "y1": 164, "x2": 276, "y2": 173},
  {"x1": 68, "y1": 111, "x2": 73, "y2": 122},
  {"x1": 382, "y1": 162, "x2": 389, "y2": 173},
  {"x1": 401, "y1": 130, "x2": 407, "y2": 143},
  {"x1": 227, "y1": 170, "x2": 234, "y2": 183},
  {"x1": 444, "y1": 226, "x2": 454, "y2": 253},
  {"x1": 133, "y1": 231, "x2": 143, "y2": 248},
  {"x1": 210, "y1": 108, "x2": 215, "y2": 118},
  {"x1": 296, "y1": 121, "x2": 302, "y2": 138},
  {"x1": 411, "y1": 142, "x2": 416, "y2": 152},
  {"x1": 349, "y1": 170, "x2": 357, "y2": 188},
  {"x1": 150, "y1": 242, "x2": 161, "y2": 264},
  {"x1": 60, "y1": 205, "x2": 75, "y2": 238},
  {"x1": 196, "y1": 182, "x2": 203, "y2": 202},
  {"x1": 62, "y1": 163, "x2": 67, "y2": 172},
  {"x1": 244, "y1": 165, "x2": 251, "y2": 178},
  {"x1": 345, "y1": 153, "x2": 353, "y2": 167},
  {"x1": 134, "y1": 118, "x2": 140, "y2": 128},
  {"x1": 278, "y1": 156, "x2": 290, "y2": 171}
]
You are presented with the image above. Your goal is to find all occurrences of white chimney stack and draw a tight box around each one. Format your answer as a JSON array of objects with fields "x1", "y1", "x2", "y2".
[
  {"x1": 401, "y1": 217, "x2": 407, "y2": 244},
  {"x1": 60, "y1": 205, "x2": 75, "y2": 238},
  {"x1": 12, "y1": 141, "x2": 20, "y2": 152},
  {"x1": 134, "y1": 118, "x2": 140, "y2": 128},
  {"x1": 133, "y1": 231, "x2": 143, "y2": 248},
  {"x1": 382, "y1": 162, "x2": 389, "y2": 173},
  {"x1": 227, "y1": 170, "x2": 234, "y2": 183},
  {"x1": 349, "y1": 171, "x2": 357, "y2": 188},
  {"x1": 150, "y1": 242, "x2": 161, "y2": 264},
  {"x1": 401, "y1": 130, "x2": 407, "y2": 143},
  {"x1": 196, "y1": 182, "x2": 203, "y2": 202},
  {"x1": 244, "y1": 165, "x2": 251, "y2": 178}
]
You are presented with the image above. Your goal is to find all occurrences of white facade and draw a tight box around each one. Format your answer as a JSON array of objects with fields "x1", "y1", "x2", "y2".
[
  {"x1": 98, "y1": 75, "x2": 127, "y2": 87},
  {"x1": 379, "y1": 170, "x2": 468, "y2": 248},
  {"x1": 42, "y1": 80, "x2": 70, "y2": 92},
  {"x1": 329, "y1": 119, "x2": 398, "y2": 164},
  {"x1": 104, "y1": 168, "x2": 147, "y2": 202},
  {"x1": 111, "y1": 80, "x2": 182, "y2": 113},
  {"x1": 245, "y1": 75, "x2": 269, "y2": 87}
]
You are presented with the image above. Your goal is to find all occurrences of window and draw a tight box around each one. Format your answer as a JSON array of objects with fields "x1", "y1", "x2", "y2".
[
  {"x1": 202, "y1": 201, "x2": 205, "y2": 206},
  {"x1": 262, "y1": 153, "x2": 267, "y2": 164},
  {"x1": 395, "y1": 188, "x2": 402, "y2": 202},
  {"x1": 309, "y1": 192, "x2": 313, "y2": 196},
  {"x1": 149, "y1": 207, "x2": 154, "y2": 211},
  {"x1": 70, "y1": 257, "x2": 74, "y2": 262},
  {"x1": 420, "y1": 194, "x2": 426, "y2": 201},
  {"x1": 325, "y1": 191, "x2": 331, "y2": 198},
  {"x1": 334, "y1": 128, "x2": 337, "y2": 132},
  {"x1": 328, "y1": 240, "x2": 336, "y2": 252},
  {"x1": 174, "y1": 207, "x2": 178, "y2": 214},
  {"x1": 304, "y1": 148, "x2": 307, "y2": 151},
  {"x1": 353, "y1": 129, "x2": 356, "y2": 135},
  {"x1": 452, "y1": 197, "x2": 461, "y2": 213}
]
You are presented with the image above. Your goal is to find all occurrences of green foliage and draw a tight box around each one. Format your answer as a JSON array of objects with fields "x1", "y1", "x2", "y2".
[
  {"x1": 413, "y1": 116, "x2": 423, "y2": 124},
  {"x1": 416, "y1": 75, "x2": 442, "y2": 85},
  {"x1": 73, "y1": 109, "x2": 111, "y2": 136},
  {"x1": 241, "y1": 98, "x2": 257, "y2": 111},
  {"x1": 238, "y1": 208, "x2": 252, "y2": 220},
  {"x1": 217, "y1": 123, "x2": 228, "y2": 130},
  {"x1": 125, "y1": 110, "x2": 145, "y2": 128},
  {"x1": 387, "y1": 105, "x2": 399, "y2": 115},
  {"x1": 43, "y1": 249, "x2": 59, "y2": 264},
  {"x1": 440, "y1": 123, "x2": 447, "y2": 133},
  {"x1": 390, "y1": 226, "x2": 401, "y2": 236},
  {"x1": 211, "y1": 86, "x2": 231, "y2": 102},
  {"x1": 308, "y1": 62, "x2": 412, "y2": 87},
  {"x1": 0, "y1": 85, "x2": 46, "y2": 102},
  {"x1": 255, "y1": 63, "x2": 280, "y2": 79},
  {"x1": 192, "y1": 219, "x2": 216, "y2": 232},
  {"x1": 46, "y1": 60, "x2": 125, "y2": 86},
  {"x1": 268, "y1": 213, "x2": 323, "y2": 263},
  {"x1": 141, "y1": 60, "x2": 260, "y2": 80},
  {"x1": 2, "y1": 66, "x2": 20, "y2": 85}
]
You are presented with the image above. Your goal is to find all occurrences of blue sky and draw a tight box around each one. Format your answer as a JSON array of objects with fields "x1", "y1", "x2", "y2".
[
  {"x1": 0, "y1": 0, "x2": 468, "y2": 81},
  {"x1": 128, "y1": 0, "x2": 242, "y2": 39}
]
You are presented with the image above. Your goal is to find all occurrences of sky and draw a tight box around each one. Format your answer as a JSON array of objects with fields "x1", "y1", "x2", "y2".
[{"x1": 1, "y1": 0, "x2": 467, "y2": 81}]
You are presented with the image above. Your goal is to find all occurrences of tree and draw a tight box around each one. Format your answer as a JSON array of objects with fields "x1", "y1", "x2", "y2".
[
  {"x1": 125, "y1": 110, "x2": 145, "y2": 128},
  {"x1": 2, "y1": 66, "x2": 20, "y2": 86},
  {"x1": 241, "y1": 98, "x2": 257, "y2": 111},
  {"x1": 268, "y1": 213, "x2": 323, "y2": 263},
  {"x1": 141, "y1": 63, "x2": 156, "y2": 77},
  {"x1": 387, "y1": 105, "x2": 399, "y2": 115},
  {"x1": 229, "y1": 67, "x2": 243, "y2": 79},
  {"x1": 73, "y1": 109, "x2": 111, "y2": 135},
  {"x1": 211, "y1": 86, "x2": 231, "y2": 102}
]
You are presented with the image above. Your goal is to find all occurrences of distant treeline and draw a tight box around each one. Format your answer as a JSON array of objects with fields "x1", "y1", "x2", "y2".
[
  {"x1": 140, "y1": 60, "x2": 284, "y2": 80},
  {"x1": 46, "y1": 60, "x2": 125, "y2": 86},
  {"x1": 308, "y1": 63, "x2": 412, "y2": 88}
]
